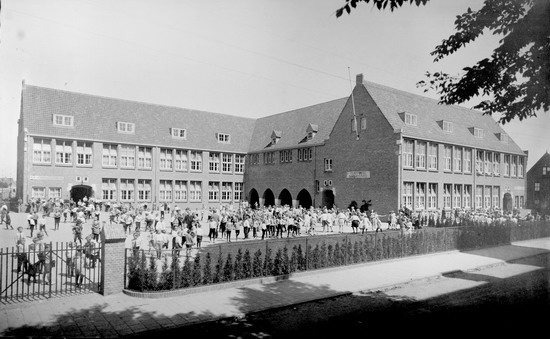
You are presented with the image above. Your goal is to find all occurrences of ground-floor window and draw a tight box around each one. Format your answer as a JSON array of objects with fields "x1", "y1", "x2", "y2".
[
  {"x1": 32, "y1": 187, "x2": 46, "y2": 199},
  {"x1": 463, "y1": 185, "x2": 472, "y2": 209},
  {"x1": 137, "y1": 179, "x2": 151, "y2": 201},
  {"x1": 453, "y1": 184, "x2": 462, "y2": 208},
  {"x1": 402, "y1": 182, "x2": 413, "y2": 209},
  {"x1": 221, "y1": 182, "x2": 232, "y2": 202},
  {"x1": 475, "y1": 185, "x2": 483, "y2": 209},
  {"x1": 102, "y1": 179, "x2": 116, "y2": 201},
  {"x1": 159, "y1": 180, "x2": 173, "y2": 201},
  {"x1": 48, "y1": 187, "x2": 61, "y2": 199},
  {"x1": 484, "y1": 186, "x2": 492, "y2": 209},
  {"x1": 174, "y1": 180, "x2": 187, "y2": 202},
  {"x1": 189, "y1": 181, "x2": 202, "y2": 202},
  {"x1": 208, "y1": 182, "x2": 220, "y2": 201},
  {"x1": 120, "y1": 179, "x2": 134, "y2": 201},
  {"x1": 443, "y1": 184, "x2": 452, "y2": 209},
  {"x1": 427, "y1": 183, "x2": 437, "y2": 209},
  {"x1": 492, "y1": 186, "x2": 500, "y2": 209},
  {"x1": 234, "y1": 182, "x2": 243, "y2": 201},
  {"x1": 415, "y1": 183, "x2": 425, "y2": 210}
]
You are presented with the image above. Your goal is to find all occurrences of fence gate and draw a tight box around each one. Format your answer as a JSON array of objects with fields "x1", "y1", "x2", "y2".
[{"x1": 0, "y1": 241, "x2": 103, "y2": 303}]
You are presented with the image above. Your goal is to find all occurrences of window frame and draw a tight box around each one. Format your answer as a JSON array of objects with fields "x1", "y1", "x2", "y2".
[
  {"x1": 117, "y1": 121, "x2": 135, "y2": 134},
  {"x1": 171, "y1": 128, "x2": 187, "y2": 139},
  {"x1": 53, "y1": 114, "x2": 74, "y2": 127}
]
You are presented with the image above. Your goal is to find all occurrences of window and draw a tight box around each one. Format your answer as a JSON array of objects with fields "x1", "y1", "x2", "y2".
[
  {"x1": 298, "y1": 148, "x2": 312, "y2": 162},
  {"x1": 415, "y1": 183, "x2": 426, "y2": 209},
  {"x1": 484, "y1": 186, "x2": 492, "y2": 209},
  {"x1": 443, "y1": 184, "x2": 452, "y2": 209},
  {"x1": 405, "y1": 113, "x2": 417, "y2": 126},
  {"x1": 403, "y1": 140, "x2": 414, "y2": 168},
  {"x1": 360, "y1": 117, "x2": 367, "y2": 130},
  {"x1": 475, "y1": 186, "x2": 483, "y2": 209},
  {"x1": 474, "y1": 128, "x2": 484, "y2": 138},
  {"x1": 159, "y1": 180, "x2": 173, "y2": 201},
  {"x1": 189, "y1": 181, "x2": 202, "y2": 201},
  {"x1": 190, "y1": 151, "x2": 202, "y2": 172},
  {"x1": 264, "y1": 152, "x2": 275, "y2": 164},
  {"x1": 520, "y1": 196, "x2": 524, "y2": 208},
  {"x1": 33, "y1": 139, "x2": 51, "y2": 164},
  {"x1": 102, "y1": 144, "x2": 117, "y2": 167},
  {"x1": 453, "y1": 185, "x2": 462, "y2": 208},
  {"x1": 120, "y1": 145, "x2": 135, "y2": 168},
  {"x1": 442, "y1": 121, "x2": 453, "y2": 132},
  {"x1": 159, "y1": 149, "x2": 173, "y2": 170},
  {"x1": 518, "y1": 157, "x2": 524, "y2": 177},
  {"x1": 499, "y1": 133, "x2": 508, "y2": 143},
  {"x1": 402, "y1": 182, "x2": 413, "y2": 209},
  {"x1": 351, "y1": 118, "x2": 357, "y2": 132},
  {"x1": 102, "y1": 179, "x2": 116, "y2": 200},
  {"x1": 138, "y1": 147, "x2": 152, "y2": 169},
  {"x1": 222, "y1": 153, "x2": 233, "y2": 172},
  {"x1": 463, "y1": 149, "x2": 472, "y2": 173},
  {"x1": 209, "y1": 152, "x2": 220, "y2": 172},
  {"x1": 76, "y1": 142, "x2": 93, "y2": 166},
  {"x1": 428, "y1": 183, "x2": 437, "y2": 209},
  {"x1": 32, "y1": 187, "x2": 45, "y2": 199},
  {"x1": 535, "y1": 183, "x2": 540, "y2": 191},
  {"x1": 543, "y1": 167, "x2": 548, "y2": 175},
  {"x1": 324, "y1": 158, "x2": 333, "y2": 172},
  {"x1": 463, "y1": 185, "x2": 472, "y2": 209},
  {"x1": 171, "y1": 128, "x2": 186, "y2": 139},
  {"x1": 428, "y1": 143, "x2": 438, "y2": 170},
  {"x1": 444, "y1": 146, "x2": 452, "y2": 171},
  {"x1": 120, "y1": 179, "x2": 134, "y2": 201},
  {"x1": 280, "y1": 150, "x2": 293, "y2": 163},
  {"x1": 504, "y1": 155, "x2": 510, "y2": 176},
  {"x1": 217, "y1": 133, "x2": 230, "y2": 143},
  {"x1": 511, "y1": 156, "x2": 517, "y2": 176},
  {"x1": 307, "y1": 131, "x2": 315, "y2": 140},
  {"x1": 476, "y1": 151, "x2": 484, "y2": 174},
  {"x1": 55, "y1": 140, "x2": 72, "y2": 165},
  {"x1": 175, "y1": 149, "x2": 188, "y2": 171},
  {"x1": 453, "y1": 147, "x2": 462, "y2": 172},
  {"x1": 484, "y1": 152, "x2": 492, "y2": 175},
  {"x1": 492, "y1": 187, "x2": 500, "y2": 208},
  {"x1": 117, "y1": 121, "x2": 135, "y2": 134},
  {"x1": 174, "y1": 180, "x2": 187, "y2": 201},
  {"x1": 48, "y1": 187, "x2": 61, "y2": 199},
  {"x1": 493, "y1": 153, "x2": 500, "y2": 176},
  {"x1": 234, "y1": 183, "x2": 243, "y2": 201},
  {"x1": 514, "y1": 196, "x2": 519, "y2": 209},
  {"x1": 235, "y1": 154, "x2": 245, "y2": 173},
  {"x1": 53, "y1": 114, "x2": 74, "y2": 127},
  {"x1": 415, "y1": 142, "x2": 426, "y2": 169},
  {"x1": 221, "y1": 182, "x2": 232, "y2": 202},
  {"x1": 137, "y1": 180, "x2": 151, "y2": 201},
  {"x1": 250, "y1": 154, "x2": 260, "y2": 165}
]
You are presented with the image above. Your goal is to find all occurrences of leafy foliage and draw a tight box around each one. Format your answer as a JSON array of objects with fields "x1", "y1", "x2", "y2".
[
  {"x1": 223, "y1": 253, "x2": 234, "y2": 282},
  {"x1": 252, "y1": 249, "x2": 263, "y2": 277},
  {"x1": 192, "y1": 253, "x2": 202, "y2": 286},
  {"x1": 242, "y1": 249, "x2": 252, "y2": 279},
  {"x1": 336, "y1": 0, "x2": 428, "y2": 17},
  {"x1": 202, "y1": 252, "x2": 212, "y2": 285}
]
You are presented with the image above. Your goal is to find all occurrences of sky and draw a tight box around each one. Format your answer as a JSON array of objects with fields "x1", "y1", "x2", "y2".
[{"x1": 0, "y1": 0, "x2": 548, "y2": 179}]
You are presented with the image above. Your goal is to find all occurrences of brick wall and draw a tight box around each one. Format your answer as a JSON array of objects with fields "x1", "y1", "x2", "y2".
[{"x1": 101, "y1": 224, "x2": 127, "y2": 295}]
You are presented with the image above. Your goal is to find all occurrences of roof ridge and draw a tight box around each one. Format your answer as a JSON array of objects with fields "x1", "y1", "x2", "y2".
[{"x1": 256, "y1": 97, "x2": 348, "y2": 120}]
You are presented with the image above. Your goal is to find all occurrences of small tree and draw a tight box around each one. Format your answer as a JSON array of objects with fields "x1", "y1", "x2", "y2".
[
  {"x1": 252, "y1": 249, "x2": 263, "y2": 277},
  {"x1": 172, "y1": 253, "x2": 182, "y2": 289},
  {"x1": 234, "y1": 249, "x2": 244, "y2": 280},
  {"x1": 311, "y1": 244, "x2": 320, "y2": 269},
  {"x1": 297, "y1": 245, "x2": 305, "y2": 271},
  {"x1": 126, "y1": 252, "x2": 141, "y2": 291},
  {"x1": 192, "y1": 252, "x2": 202, "y2": 286},
  {"x1": 289, "y1": 246, "x2": 298, "y2": 273},
  {"x1": 273, "y1": 248, "x2": 284, "y2": 276},
  {"x1": 320, "y1": 242, "x2": 328, "y2": 268},
  {"x1": 334, "y1": 243, "x2": 342, "y2": 266},
  {"x1": 282, "y1": 247, "x2": 290, "y2": 275},
  {"x1": 202, "y1": 252, "x2": 213, "y2": 285},
  {"x1": 353, "y1": 241, "x2": 360, "y2": 263},
  {"x1": 242, "y1": 249, "x2": 252, "y2": 279},
  {"x1": 145, "y1": 255, "x2": 159, "y2": 291},
  {"x1": 223, "y1": 253, "x2": 234, "y2": 282},
  {"x1": 181, "y1": 257, "x2": 192, "y2": 287},
  {"x1": 327, "y1": 244, "x2": 335, "y2": 267},
  {"x1": 263, "y1": 248, "x2": 274, "y2": 277},
  {"x1": 213, "y1": 251, "x2": 224, "y2": 283}
]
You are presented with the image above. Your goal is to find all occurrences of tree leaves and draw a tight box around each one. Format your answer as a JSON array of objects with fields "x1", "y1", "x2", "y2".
[{"x1": 335, "y1": 0, "x2": 427, "y2": 18}]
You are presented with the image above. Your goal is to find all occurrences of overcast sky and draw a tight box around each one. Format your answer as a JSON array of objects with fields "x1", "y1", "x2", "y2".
[{"x1": 0, "y1": 0, "x2": 548, "y2": 178}]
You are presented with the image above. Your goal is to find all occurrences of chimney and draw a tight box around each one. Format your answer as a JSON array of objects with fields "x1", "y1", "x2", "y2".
[{"x1": 356, "y1": 73, "x2": 363, "y2": 85}]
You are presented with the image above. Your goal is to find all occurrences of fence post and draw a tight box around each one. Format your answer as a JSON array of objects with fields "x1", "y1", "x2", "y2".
[
  {"x1": 305, "y1": 237, "x2": 308, "y2": 271},
  {"x1": 344, "y1": 235, "x2": 348, "y2": 266},
  {"x1": 0, "y1": 248, "x2": 3, "y2": 301}
]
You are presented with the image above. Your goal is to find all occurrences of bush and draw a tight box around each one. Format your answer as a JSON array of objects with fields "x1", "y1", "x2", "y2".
[
  {"x1": 243, "y1": 249, "x2": 252, "y2": 279},
  {"x1": 311, "y1": 244, "x2": 320, "y2": 269},
  {"x1": 172, "y1": 254, "x2": 182, "y2": 289},
  {"x1": 334, "y1": 243, "x2": 342, "y2": 266},
  {"x1": 223, "y1": 253, "x2": 234, "y2": 282},
  {"x1": 234, "y1": 249, "x2": 244, "y2": 280},
  {"x1": 282, "y1": 247, "x2": 290, "y2": 275},
  {"x1": 263, "y1": 248, "x2": 273, "y2": 276},
  {"x1": 126, "y1": 251, "x2": 142, "y2": 291},
  {"x1": 353, "y1": 241, "x2": 360, "y2": 263},
  {"x1": 320, "y1": 243, "x2": 328, "y2": 268},
  {"x1": 181, "y1": 257, "x2": 192, "y2": 287},
  {"x1": 273, "y1": 248, "x2": 284, "y2": 276},
  {"x1": 252, "y1": 249, "x2": 263, "y2": 277},
  {"x1": 145, "y1": 254, "x2": 159, "y2": 291},
  {"x1": 202, "y1": 252, "x2": 212, "y2": 285},
  {"x1": 290, "y1": 246, "x2": 298, "y2": 273},
  {"x1": 213, "y1": 251, "x2": 224, "y2": 283},
  {"x1": 192, "y1": 253, "x2": 202, "y2": 286},
  {"x1": 297, "y1": 245, "x2": 306, "y2": 271},
  {"x1": 327, "y1": 244, "x2": 334, "y2": 267}
]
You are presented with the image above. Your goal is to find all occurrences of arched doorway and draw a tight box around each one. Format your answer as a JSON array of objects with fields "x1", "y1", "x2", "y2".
[
  {"x1": 503, "y1": 193, "x2": 513, "y2": 212},
  {"x1": 263, "y1": 189, "x2": 275, "y2": 207},
  {"x1": 279, "y1": 189, "x2": 292, "y2": 207},
  {"x1": 71, "y1": 185, "x2": 92, "y2": 203},
  {"x1": 322, "y1": 190, "x2": 334, "y2": 209},
  {"x1": 249, "y1": 189, "x2": 260, "y2": 209},
  {"x1": 297, "y1": 189, "x2": 312, "y2": 209}
]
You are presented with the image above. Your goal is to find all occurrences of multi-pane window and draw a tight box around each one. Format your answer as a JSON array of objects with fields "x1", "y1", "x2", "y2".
[
  {"x1": 484, "y1": 152, "x2": 492, "y2": 175},
  {"x1": 405, "y1": 113, "x2": 417, "y2": 126},
  {"x1": 48, "y1": 187, "x2": 61, "y2": 199},
  {"x1": 493, "y1": 153, "x2": 500, "y2": 176},
  {"x1": 463, "y1": 149, "x2": 472, "y2": 173},
  {"x1": 209, "y1": 152, "x2": 220, "y2": 172},
  {"x1": 443, "y1": 184, "x2": 452, "y2": 209},
  {"x1": 428, "y1": 143, "x2": 438, "y2": 170},
  {"x1": 453, "y1": 147, "x2": 462, "y2": 172},
  {"x1": 137, "y1": 179, "x2": 151, "y2": 201},
  {"x1": 120, "y1": 179, "x2": 134, "y2": 201},
  {"x1": 55, "y1": 140, "x2": 73, "y2": 165},
  {"x1": 324, "y1": 158, "x2": 333, "y2": 172},
  {"x1": 117, "y1": 121, "x2": 135, "y2": 134},
  {"x1": 159, "y1": 180, "x2": 173, "y2": 201},
  {"x1": 189, "y1": 181, "x2": 202, "y2": 201},
  {"x1": 442, "y1": 121, "x2": 453, "y2": 132},
  {"x1": 102, "y1": 144, "x2": 117, "y2": 167},
  {"x1": 415, "y1": 182, "x2": 426, "y2": 209},
  {"x1": 453, "y1": 185, "x2": 462, "y2": 208},
  {"x1": 235, "y1": 155, "x2": 245, "y2": 173},
  {"x1": 402, "y1": 182, "x2": 413, "y2": 209},
  {"x1": 234, "y1": 182, "x2": 243, "y2": 201},
  {"x1": 190, "y1": 151, "x2": 202, "y2": 172},
  {"x1": 298, "y1": 148, "x2": 312, "y2": 162},
  {"x1": 515, "y1": 196, "x2": 519, "y2": 209},
  {"x1": 443, "y1": 146, "x2": 452, "y2": 171},
  {"x1": 33, "y1": 139, "x2": 52, "y2": 164},
  {"x1": 492, "y1": 186, "x2": 500, "y2": 209},
  {"x1": 484, "y1": 186, "x2": 492, "y2": 209},
  {"x1": 171, "y1": 128, "x2": 186, "y2": 139},
  {"x1": 102, "y1": 179, "x2": 116, "y2": 200},
  {"x1": 511, "y1": 156, "x2": 517, "y2": 176},
  {"x1": 520, "y1": 196, "x2": 524, "y2": 208},
  {"x1": 174, "y1": 180, "x2": 187, "y2": 201},
  {"x1": 208, "y1": 182, "x2": 220, "y2": 201},
  {"x1": 264, "y1": 152, "x2": 275, "y2": 164},
  {"x1": 120, "y1": 145, "x2": 135, "y2": 168},
  {"x1": 76, "y1": 142, "x2": 93, "y2": 166},
  {"x1": 415, "y1": 142, "x2": 426, "y2": 169},
  {"x1": 138, "y1": 147, "x2": 152, "y2": 169},
  {"x1": 474, "y1": 128, "x2": 484, "y2": 138},
  {"x1": 428, "y1": 183, "x2": 437, "y2": 209},
  {"x1": 53, "y1": 114, "x2": 74, "y2": 127},
  {"x1": 463, "y1": 185, "x2": 472, "y2": 209},
  {"x1": 160, "y1": 149, "x2": 173, "y2": 170},
  {"x1": 32, "y1": 187, "x2": 45, "y2": 199},
  {"x1": 217, "y1": 133, "x2": 230, "y2": 143},
  {"x1": 475, "y1": 186, "x2": 483, "y2": 209},
  {"x1": 504, "y1": 155, "x2": 510, "y2": 176},
  {"x1": 403, "y1": 140, "x2": 414, "y2": 168},
  {"x1": 476, "y1": 151, "x2": 484, "y2": 174},
  {"x1": 351, "y1": 118, "x2": 357, "y2": 132},
  {"x1": 518, "y1": 157, "x2": 524, "y2": 177},
  {"x1": 280, "y1": 150, "x2": 293, "y2": 163},
  {"x1": 535, "y1": 182, "x2": 540, "y2": 191},
  {"x1": 360, "y1": 117, "x2": 367, "y2": 130},
  {"x1": 175, "y1": 150, "x2": 188, "y2": 171},
  {"x1": 222, "y1": 153, "x2": 233, "y2": 172},
  {"x1": 221, "y1": 182, "x2": 232, "y2": 201}
]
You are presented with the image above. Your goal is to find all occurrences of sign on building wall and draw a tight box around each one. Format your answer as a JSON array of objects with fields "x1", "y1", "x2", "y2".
[
  {"x1": 30, "y1": 175, "x2": 64, "y2": 181},
  {"x1": 346, "y1": 171, "x2": 370, "y2": 179}
]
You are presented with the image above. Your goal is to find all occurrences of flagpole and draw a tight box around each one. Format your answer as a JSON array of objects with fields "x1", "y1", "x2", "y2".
[{"x1": 348, "y1": 67, "x2": 359, "y2": 140}]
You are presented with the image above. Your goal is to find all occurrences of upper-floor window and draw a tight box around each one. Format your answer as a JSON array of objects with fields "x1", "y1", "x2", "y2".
[
  {"x1": 209, "y1": 152, "x2": 220, "y2": 172},
  {"x1": 484, "y1": 152, "x2": 492, "y2": 175},
  {"x1": 360, "y1": 117, "x2": 367, "y2": 130},
  {"x1": 474, "y1": 128, "x2": 484, "y2": 138},
  {"x1": 504, "y1": 155, "x2": 510, "y2": 176},
  {"x1": 263, "y1": 152, "x2": 275, "y2": 164},
  {"x1": 511, "y1": 156, "x2": 517, "y2": 176},
  {"x1": 403, "y1": 139, "x2": 414, "y2": 168},
  {"x1": 498, "y1": 133, "x2": 508, "y2": 143},
  {"x1": 250, "y1": 154, "x2": 260, "y2": 165},
  {"x1": 222, "y1": 153, "x2": 233, "y2": 173},
  {"x1": 298, "y1": 148, "x2": 312, "y2": 162},
  {"x1": 55, "y1": 140, "x2": 73, "y2": 165},
  {"x1": 428, "y1": 143, "x2": 438, "y2": 170},
  {"x1": 190, "y1": 151, "x2": 203, "y2": 172},
  {"x1": 160, "y1": 148, "x2": 173, "y2": 170},
  {"x1": 493, "y1": 153, "x2": 500, "y2": 176},
  {"x1": 138, "y1": 147, "x2": 152, "y2": 169},
  {"x1": 324, "y1": 158, "x2": 333, "y2": 172},
  {"x1": 453, "y1": 147, "x2": 462, "y2": 172},
  {"x1": 476, "y1": 151, "x2": 484, "y2": 174},
  {"x1": 405, "y1": 113, "x2": 417, "y2": 126},
  {"x1": 171, "y1": 128, "x2": 186, "y2": 139},
  {"x1": 535, "y1": 182, "x2": 540, "y2": 191},
  {"x1": 442, "y1": 121, "x2": 453, "y2": 133},
  {"x1": 443, "y1": 145, "x2": 452, "y2": 171},
  {"x1": 543, "y1": 166, "x2": 550, "y2": 175},
  {"x1": 33, "y1": 138, "x2": 51, "y2": 164},
  {"x1": 280, "y1": 150, "x2": 293, "y2": 163},
  {"x1": 217, "y1": 133, "x2": 230, "y2": 143},
  {"x1": 53, "y1": 114, "x2": 74, "y2": 127},
  {"x1": 117, "y1": 121, "x2": 135, "y2": 134},
  {"x1": 175, "y1": 149, "x2": 188, "y2": 171},
  {"x1": 120, "y1": 145, "x2": 136, "y2": 168},
  {"x1": 235, "y1": 154, "x2": 245, "y2": 173},
  {"x1": 351, "y1": 118, "x2": 357, "y2": 132},
  {"x1": 76, "y1": 142, "x2": 93, "y2": 166},
  {"x1": 102, "y1": 144, "x2": 117, "y2": 167},
  {"x1": 463, "y1": 148, "x2": 472, "y2": 173},
  {"x1": 518, "y1": 157, "x2": 524, "y2": 177},
  {"x1": 415, "y1": 141, "x2": 426, "y2": 169}
]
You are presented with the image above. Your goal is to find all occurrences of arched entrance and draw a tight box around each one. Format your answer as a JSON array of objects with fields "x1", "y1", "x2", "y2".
[
  {"x1": 279, "y1": 189, "x2": 292, "y2": 207},
  {"x1": 263, "y1": 189, "x2": 275, "y2": 207},
  {"x1": 503, "y1": 193, "x2": 513, "y2": 212},
  {"x1": 297, "y1": 189, "x2": 313, "y2": 209},
  {"x1": 71, "y1": 185, "x2": 92, "y2": 203},
  {"x1": 249, "y1": 189, "x2": 260, "y2": 209},
  {"x1": 322, "y1": 190, "x2": 334, "y2": 209}
]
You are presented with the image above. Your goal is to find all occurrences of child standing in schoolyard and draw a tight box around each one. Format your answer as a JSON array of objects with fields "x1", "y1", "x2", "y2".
[{"x1": 4, "y1": 210, "x2": 13, "y2": 230}]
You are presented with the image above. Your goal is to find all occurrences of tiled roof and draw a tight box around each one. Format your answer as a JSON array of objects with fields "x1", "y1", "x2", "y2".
[
  {"x1": 247, "y1": 98, "x2": 348, "y2": 153},
  {"x1": 527, "y1": 152, "x2": 550, "y2": 175},
  {"x1": 363, "y1": 81, "x2": 526, "y2": 155},
  {"x1": 22, "y1": 85, "x2": 255, "y2": 153}
]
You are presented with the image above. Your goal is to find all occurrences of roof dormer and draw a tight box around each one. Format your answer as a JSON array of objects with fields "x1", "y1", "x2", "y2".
[
  {"x1": 398, "y1": 111, "x2": 417, "y2": 126},
  {"x1": 306, "y1": 124, "x2": 318, "y2": 140},
  {"x1": 271, "y1": 130, "x2": 282, "y2": 145},
  {"x1": 496, "y1": 132, "x2": 508, "y2": 143}
]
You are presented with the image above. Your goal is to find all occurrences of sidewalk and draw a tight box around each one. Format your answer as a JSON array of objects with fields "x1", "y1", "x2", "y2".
[{"x1": 1, "y1": 237, "x2": 549, "y2": 337}]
